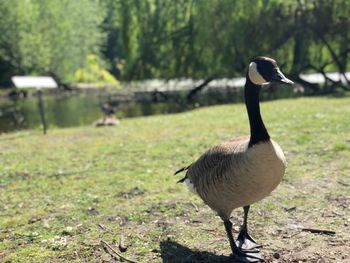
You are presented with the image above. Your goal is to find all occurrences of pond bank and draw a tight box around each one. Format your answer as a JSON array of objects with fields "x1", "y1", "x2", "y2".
[
  {"x1": 2, "y1": 71, "x2": 349, "y2": 133},
  {"x1": 0, "y1": 84, "x2": 300, "y2": 134}
]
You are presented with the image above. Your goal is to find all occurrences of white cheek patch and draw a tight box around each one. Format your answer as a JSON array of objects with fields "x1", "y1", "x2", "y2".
[
  {"x1": 184, "y1": 178, "x2": 197, "y2": 194},
  {"x1": 248, "y1": 62, "x2": 268, "y2": 85}
]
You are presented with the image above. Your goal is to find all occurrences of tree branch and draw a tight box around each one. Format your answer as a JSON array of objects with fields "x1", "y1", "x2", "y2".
[
  {"x1": 100, "y1": 240, "x2": 138, "y2": 263},
  {"x1": 186, "y1": 77, "x2": 214, "y2": 102}
]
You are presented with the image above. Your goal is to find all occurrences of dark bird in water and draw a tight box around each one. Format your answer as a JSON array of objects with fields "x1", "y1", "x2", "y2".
[{"x1": 175, "y1": 56, "x2": 293, "y2": 262}]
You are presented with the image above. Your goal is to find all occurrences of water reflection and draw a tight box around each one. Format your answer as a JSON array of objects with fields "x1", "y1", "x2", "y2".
[
  {"x1": 0, "y1": 94, "x2": 101, "y2": 133},
  {"x1": 0, "y1": 85, "x2": 297, "y2": 133}
]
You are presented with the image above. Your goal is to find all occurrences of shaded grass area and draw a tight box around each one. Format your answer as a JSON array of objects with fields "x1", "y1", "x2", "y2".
[{"x1": 0, "y1": 97, "x2": 349, "y2": 262}]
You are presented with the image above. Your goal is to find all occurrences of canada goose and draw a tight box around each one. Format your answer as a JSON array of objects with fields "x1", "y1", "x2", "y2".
[{"x1": 175, "y1": 56, "x2": 293, "y2": 262}]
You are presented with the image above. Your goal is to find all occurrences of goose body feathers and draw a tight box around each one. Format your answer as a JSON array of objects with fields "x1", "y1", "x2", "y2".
[{"x1": 181, "y1": 137, "x2": 286, "y2": 219}]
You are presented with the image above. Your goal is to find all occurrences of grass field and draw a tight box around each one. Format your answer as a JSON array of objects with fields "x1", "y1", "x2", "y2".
[{"x1": 0, "y1": 97, "x2": 349, "y2": 262}]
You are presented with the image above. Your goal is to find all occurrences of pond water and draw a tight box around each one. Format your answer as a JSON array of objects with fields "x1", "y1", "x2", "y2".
[{"x1": 0, "y1": 85, "x2": 298, "y2": 133}]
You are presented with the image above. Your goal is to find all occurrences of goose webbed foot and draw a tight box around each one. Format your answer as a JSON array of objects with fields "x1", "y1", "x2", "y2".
[
  {"x1": 235, "y1": 230, "x2": 262, "y2": 252},
  {"x1": 232, "y1": 249, "x2": 264, "y2": 263},
  {"x1": 224, "y1": 220, "x2": 264, "y2": 262}
]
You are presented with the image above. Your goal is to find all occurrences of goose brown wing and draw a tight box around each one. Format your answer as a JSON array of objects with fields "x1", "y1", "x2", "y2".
[{"x1": 185, "y1": 137, "x2": 248, "y2": 184}]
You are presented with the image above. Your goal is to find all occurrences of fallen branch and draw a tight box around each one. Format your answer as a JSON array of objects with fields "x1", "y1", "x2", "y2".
[
  {"x1": 186, "y1": 77, "x2": 214, "y2": 102},
  {"x1": 101, "y1": 241, "x2": 120, "y2": 261},
  {"x1": 201, "y1": 227, "x2": 216, "y2": 232},
  {"x1": 284, "y1": 206, "x2": 297, "y2": 212},
  {"x1": 100, "y1": 240, "x2": 138, "y2": 263},
  {"x1": 302, "y1": 228, "x2": 336, "y2": 235},
  {"x1": 337, "y1": 180, "x2": 350, "y2": 187},
  {"x1": 49, "y1": 165, "x2": 91, "y2": 178},
  {"x1": 97, "y1": 223, "x2": 106, "y2": 230}
]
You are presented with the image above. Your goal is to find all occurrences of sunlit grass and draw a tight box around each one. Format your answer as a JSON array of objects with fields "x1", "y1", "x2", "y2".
[{"x1": 0, "y1": 97, "x2": 349, "y2": 262}]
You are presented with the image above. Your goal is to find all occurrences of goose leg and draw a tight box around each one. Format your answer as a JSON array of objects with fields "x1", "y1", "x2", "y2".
[
  {"x1": 236, "y1": 206, "x2": 262, "y2": 252},
  {"x1": 223, "y1": 219, "x2": 264, "y2": 262}
]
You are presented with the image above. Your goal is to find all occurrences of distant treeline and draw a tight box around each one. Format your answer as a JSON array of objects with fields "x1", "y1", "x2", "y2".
[{"x1": 0, "y1": 0, "x2": 349, "y2": 92}]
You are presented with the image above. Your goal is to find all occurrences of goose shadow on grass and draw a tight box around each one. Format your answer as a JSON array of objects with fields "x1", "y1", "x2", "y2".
[{"x1": 160, "y1": 240, "x2": 233, "y2": 263}]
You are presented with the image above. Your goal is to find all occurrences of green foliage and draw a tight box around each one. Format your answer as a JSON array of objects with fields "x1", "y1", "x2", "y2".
[
  {"x1": 0, "y1": 0, "x2": 104, "y2": 85},
  {"x1": 101, "y1": 0, "x2": 349, "y2": 83},
  {"x1": 75, "y1": 55, "x2": 119, "y2": 87},
  {"x1": 0, "y1": 0, "x2": 349, "y2": 87}
]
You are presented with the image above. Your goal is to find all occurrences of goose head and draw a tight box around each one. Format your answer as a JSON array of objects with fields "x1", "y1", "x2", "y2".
[{"x1": 248, "y1": 56, "x2": 294, "y2": 86}]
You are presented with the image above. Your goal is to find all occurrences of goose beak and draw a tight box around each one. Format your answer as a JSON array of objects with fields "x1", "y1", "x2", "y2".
[{"x1": 272, "y1": 68, "x2": 294, "y2": 84}]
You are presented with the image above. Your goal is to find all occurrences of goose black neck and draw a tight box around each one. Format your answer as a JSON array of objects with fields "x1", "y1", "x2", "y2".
[{"x1": 245, "y1": 77, "x2": 270, "y2": 147}]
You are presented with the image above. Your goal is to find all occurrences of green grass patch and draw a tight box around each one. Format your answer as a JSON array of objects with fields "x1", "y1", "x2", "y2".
[{"x1": 0, "y1": 97, "x2": 349, "y2": 262}]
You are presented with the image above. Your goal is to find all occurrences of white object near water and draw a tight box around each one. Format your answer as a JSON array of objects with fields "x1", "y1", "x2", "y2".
[
  {"x1": 11, "y1": 76, "x2": 58, "y2": 134},
  {"x1": 299, "y1": 72, "x2": 350, "y2": 85},
  {"x1": 11, "y1": 76, "x2": 58, "y2": 89}
]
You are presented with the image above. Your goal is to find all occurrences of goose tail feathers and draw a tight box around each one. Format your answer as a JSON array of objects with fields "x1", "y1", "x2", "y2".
[
  {"x1": 174, "y1": 165, "x2": 191, "y2": 175},
  {"x1": 177, "y1": 175, "x2": 187, "y2": 184},
  {"x1": 174, "y1": 164, "x2": 191, "y2": 184}
]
